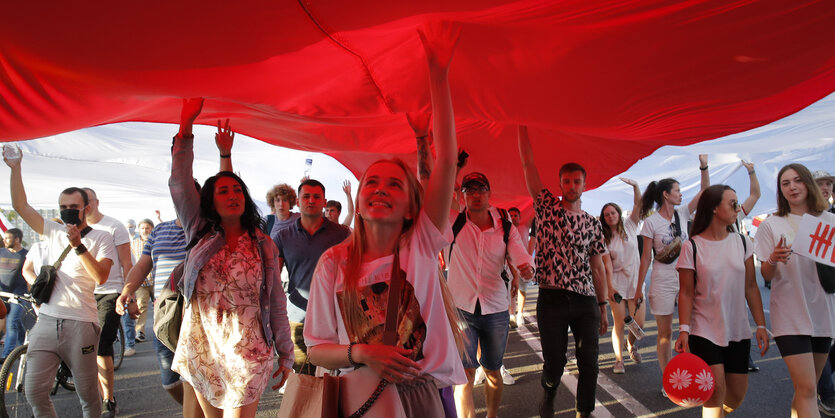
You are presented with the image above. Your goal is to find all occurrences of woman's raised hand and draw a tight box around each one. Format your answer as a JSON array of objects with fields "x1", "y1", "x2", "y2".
[
  {"x1": 418, "y1": 22, "x2": 462, "y2": 74},
  {"x1": 619, "y1": 177, "x2": 638, "y2": 187},
  {"x1": 215, "y1": 118, "x2": 235, "y2": 154},
  {"x1": 180, "y1": 98, "x2": 204, "y2": 126}
]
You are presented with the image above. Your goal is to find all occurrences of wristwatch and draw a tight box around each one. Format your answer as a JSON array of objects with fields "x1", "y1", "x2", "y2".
[{"x1": 75, "y1": 244, "x2": 88, "y2": 255}]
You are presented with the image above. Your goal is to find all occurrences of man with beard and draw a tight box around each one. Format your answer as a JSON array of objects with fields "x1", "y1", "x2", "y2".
[
  {"x1": 5, "y1": 151, "x2": 115, "y2": 417},
  {"x1": 517, "y1": 126, "x2": 609, "y2": 418}
]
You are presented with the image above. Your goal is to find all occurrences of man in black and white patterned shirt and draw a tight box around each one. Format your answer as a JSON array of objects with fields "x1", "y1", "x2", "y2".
[{"x1": 518, "y1": 126, "x2": 609, "y2": 418}]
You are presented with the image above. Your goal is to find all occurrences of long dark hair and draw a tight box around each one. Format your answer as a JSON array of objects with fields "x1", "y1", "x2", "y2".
[
  {"x1": 689, "y1": 184, "x2": 735, "y2": 237},
  {"x1": 199, "y1": 171, "x2": 265, "y2": 236},
  {"x1": 639, "y1": 178, "x2": 678, "y2": 219},
  {"x1": 775, "y1": 163, "x2": 827, "y2": 217},
  {"x1": 599, "y1": 203, "x2": 626, "y2": 245}
]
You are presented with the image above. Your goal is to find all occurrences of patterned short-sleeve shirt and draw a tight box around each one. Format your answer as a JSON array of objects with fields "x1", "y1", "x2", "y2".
[{"x1": 533, "y1": 188, "x2": 606, "y2": 296}]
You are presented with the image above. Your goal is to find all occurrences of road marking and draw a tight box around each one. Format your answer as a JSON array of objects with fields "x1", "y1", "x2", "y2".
[{"x1": 517, "y1": 314, "x2": 651, "y2": 417}]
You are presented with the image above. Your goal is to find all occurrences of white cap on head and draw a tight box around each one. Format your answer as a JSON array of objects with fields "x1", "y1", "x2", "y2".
[{"x1": 813, "y1": 170, "x2": 835, "y2": 183}]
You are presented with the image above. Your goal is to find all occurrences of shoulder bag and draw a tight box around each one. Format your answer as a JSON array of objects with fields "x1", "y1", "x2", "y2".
[{"x1": 31, "y1": 226, "x2": 93, "y2": 305}]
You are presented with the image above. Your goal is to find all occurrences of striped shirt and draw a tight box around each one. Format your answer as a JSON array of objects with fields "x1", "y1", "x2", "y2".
[{"x1": 143, "y1": 220, "x2": 187, "y2": 298}]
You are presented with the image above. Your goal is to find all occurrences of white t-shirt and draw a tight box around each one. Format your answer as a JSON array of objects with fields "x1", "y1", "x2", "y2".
[
  {"x1": 676, "y1": 234, "x2": 754, "y2": 346},
  {"x1": 39, "y1": 220, "x2": 116, "y2": 323},
  {"x1": 304, "y1": 211, "x2": 467, "y2": 386},
  {"x1": 445, "y1": 207, "x2": 533, "y2": 314},
  {"x1": 90, "y1": 214, "x2": 130, "y2": 294},
  {"x1": 754, "y1": 212, "x2": 835, "y2": 338},
  {"x1": 608, "y1": 217, "x2": 641, "y2": 298},
  {"x1": 641, "y1": 205, "x2": 693, "y2": 293}
]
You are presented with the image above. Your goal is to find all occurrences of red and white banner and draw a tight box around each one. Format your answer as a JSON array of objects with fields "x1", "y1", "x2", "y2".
[{"x1": 794, "y1": 214, "x2": 835, "y2": 267}]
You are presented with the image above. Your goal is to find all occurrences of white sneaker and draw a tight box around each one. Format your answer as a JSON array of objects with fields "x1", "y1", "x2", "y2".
[
  {"x1": 515, "y1": 313, "x2": 525, "y2": 326},
  {"x1": 474, "y1": 367, "x2": 486, "y2": 385},
  {"x1": 501, "y1": 365, "x2": 516, "y2": 385},
  {"x1": 124, "y1": 347, "x2": 136, "y2": 357}
]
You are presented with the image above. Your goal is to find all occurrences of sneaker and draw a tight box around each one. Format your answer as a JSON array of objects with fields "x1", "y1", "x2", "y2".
[
  {"x1": 500, "y1": 365, "x2": 516, "y2": 385},
  {"x1": 135, "y1": 332, "x2": 146, "y2": 343},
  {"x1": 515, "y1": 312, "x2": 525, "y2": 326},
  {"x1": 628, "y1": 345, "x2": 642, "y2": 364},
  {"x1": 102, "y1": 398, "x2": 117, "y2": 418},
  {"x1": 473, "y1": 367, "x2": 486, "y2": 385},
  {"x1": 748, "y1": 356, "x2": 759, "y2": 372},
  {"x1": 124, "y1": 347, "x2": 136, "y2": 357},
  {"x1": 613, "y1": 361, "x2": 625, "y2": 374},
  {"x1": 820, "y1": 396, "x2": 835, "y2": 417}
]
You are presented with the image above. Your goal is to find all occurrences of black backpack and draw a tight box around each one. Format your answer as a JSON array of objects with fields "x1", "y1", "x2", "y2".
[{"x1": 448, "y1": 208, "x2": 513, "y2": 286}]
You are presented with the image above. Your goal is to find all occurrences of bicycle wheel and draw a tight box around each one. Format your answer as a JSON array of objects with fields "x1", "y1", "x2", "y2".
[
  {"x1": 56, "y1": 362, "x2": 74, "y2": 392},
  {"x1": 0, "y1": 344, "x2": 32, "y2": 418},
  {"x1": 112, "y1": 322, "x2": 125, "y2": 371}
]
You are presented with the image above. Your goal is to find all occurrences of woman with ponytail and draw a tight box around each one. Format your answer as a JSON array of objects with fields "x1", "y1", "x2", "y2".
[
  {"x1": 303, "y1": 25, "x2": 467, "y2": 416},
  {"x1": 635, "y1": 155, "x2": 709, "y2": 393},
  {"x1": 600, "y1": 177, "x2": 645, "y2": 374}
]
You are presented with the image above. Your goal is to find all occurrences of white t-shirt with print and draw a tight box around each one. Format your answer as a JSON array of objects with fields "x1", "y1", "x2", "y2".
[
  {"x1": 304, "y1": 211, "x2": 467, "y2": 386},
  {"x1": 641, "y1": 205, "x2": 693, "y2": 293},
  {"x1": 39, "y1": 220, "x2": 116, "y2": 323},
  {"x1": 608, "y1": 217, "x2": 641, "y2": 298},
  {"x1": 754, "y1": 212, "x2": 835, "y2": 338},
  {"x1": 677, "y1": 234, "x2": 754, "y2": 346},
  {"x1": 90, "y1": 214, "x2": 130, "y2": 294}
]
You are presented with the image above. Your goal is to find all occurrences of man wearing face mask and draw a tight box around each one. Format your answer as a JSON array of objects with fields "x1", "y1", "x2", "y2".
[
  {"x1": 4, "y1": 152, "x2": 116, "y2": 417},
  {"x1": 81, "y1": 188, "x2": 133, "y2": 417}
]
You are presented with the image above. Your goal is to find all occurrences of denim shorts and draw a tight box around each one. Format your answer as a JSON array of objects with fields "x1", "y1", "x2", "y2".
[
  {"x1": 459, "y1": 307, "x2": 509, "y2": 371},
  {"x1": 153, "y1": 334, "x2": 182, "y2": 388}
]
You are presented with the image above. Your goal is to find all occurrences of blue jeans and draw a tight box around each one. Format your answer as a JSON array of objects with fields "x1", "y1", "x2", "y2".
[
  {"x1": 459, "y1": 307, "x2": 509, "y2": 371},
  {"x1": 537, "y1": 288, "x2": 601, "y2": 414},
  {"x1": 2, "y1": 302, "x2": 26, "y2": 358},
  {"x1": 153, "y1": 333, "x2": 181, "y2": 388},
  {"x1": 122, "y1": 314, "x2": 136, "y2": 349}
]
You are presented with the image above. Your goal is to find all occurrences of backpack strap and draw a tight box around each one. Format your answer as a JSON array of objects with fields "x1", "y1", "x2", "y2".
[
  {"x1": 689, "y1": 237, "x2": 697, "y2": 278},
  {"x1": 673, "y1": 210, "x2": 682, "y2": 238},
  {"x1": 738, "y1": 232, "x2": 747, "y2": 254},
  {"x1": 447, "y1": 210, "x2": 468, "y2": 263}
]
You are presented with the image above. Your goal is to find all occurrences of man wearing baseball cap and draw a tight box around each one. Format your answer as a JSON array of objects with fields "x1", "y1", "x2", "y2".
[
  {"x1": 813, "y1": 170, "x2": 835, "y2": 213},
  {"x1": 446, "y1": 171, "x2": 534, "y2": 418}
]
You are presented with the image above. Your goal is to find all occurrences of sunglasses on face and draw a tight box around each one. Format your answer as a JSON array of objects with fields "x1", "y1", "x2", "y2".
[
  {"x1": 730, "y1": 200, "x2": 739, "y2": 211},
  {"x1": 462, "y1": 185, "x2": 489, "y2": 194}
]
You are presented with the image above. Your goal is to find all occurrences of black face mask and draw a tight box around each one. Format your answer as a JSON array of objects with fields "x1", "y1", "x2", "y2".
[{"x1": 60, "y1": 209, "x2": 82, "y2": 226}]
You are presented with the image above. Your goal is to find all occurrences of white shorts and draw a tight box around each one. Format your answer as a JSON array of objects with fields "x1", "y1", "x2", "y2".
[{"x1": 648, "y1": 284, "x2": 678, "y2": 316}]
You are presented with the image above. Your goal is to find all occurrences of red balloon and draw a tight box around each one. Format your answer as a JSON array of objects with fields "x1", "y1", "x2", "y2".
[{"x1": 662, "y1": 353, "x2": 715, "y2": 408}]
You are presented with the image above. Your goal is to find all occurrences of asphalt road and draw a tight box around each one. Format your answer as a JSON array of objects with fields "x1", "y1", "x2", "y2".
[{"x1": 14, "y1": 270, "x2": 798, "y2": 417}]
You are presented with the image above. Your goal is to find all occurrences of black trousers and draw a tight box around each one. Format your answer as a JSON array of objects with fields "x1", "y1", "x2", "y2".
[{"x1": 537, "y1": 288, "x2": 600, "y2": 413}]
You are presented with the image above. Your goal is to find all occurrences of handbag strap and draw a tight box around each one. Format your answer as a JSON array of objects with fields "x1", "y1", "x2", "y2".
[
  {"x1": 54, "y1": 226, "x2": 93, "y2": 269},
  {"x1": 382, "y1": 245, "x2": 404, "y2": 346}
]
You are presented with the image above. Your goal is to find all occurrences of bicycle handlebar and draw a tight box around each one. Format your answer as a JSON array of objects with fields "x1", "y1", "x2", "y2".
[{"x1": 0, "y1": 292, "x2": 38, "y2": 305}]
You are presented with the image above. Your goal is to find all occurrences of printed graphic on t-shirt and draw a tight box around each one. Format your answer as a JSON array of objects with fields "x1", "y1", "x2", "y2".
[{"x1": 336, "y1": 266, "x2": 426, "y2": 362}]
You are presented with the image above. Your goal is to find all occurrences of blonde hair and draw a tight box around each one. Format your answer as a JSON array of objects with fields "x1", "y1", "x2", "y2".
[{"x1": 339, "y1": 159, "x2": 464, "y2": 354}]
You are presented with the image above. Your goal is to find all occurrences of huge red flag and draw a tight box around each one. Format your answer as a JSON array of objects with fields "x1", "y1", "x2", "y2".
[{"x1": 2, "y1": 1, "x2": 834, "y2": 208}]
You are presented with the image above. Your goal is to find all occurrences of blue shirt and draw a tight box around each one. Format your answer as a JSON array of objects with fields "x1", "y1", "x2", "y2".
[
  {"x1": 274, "y1": 217, "x2": 350, "y2": 322},
  {"x1": 143, "y1": 220, "x2": 187, "y2": 298},
  {"x1": 0, "y1": 248, "x2": 28, "y2": 294}
]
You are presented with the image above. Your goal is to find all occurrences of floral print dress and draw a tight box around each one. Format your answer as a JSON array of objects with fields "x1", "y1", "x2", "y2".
[{"x1": 172, "y1": 235, "x2": 273, "y2": 409}]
